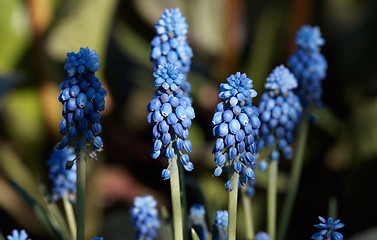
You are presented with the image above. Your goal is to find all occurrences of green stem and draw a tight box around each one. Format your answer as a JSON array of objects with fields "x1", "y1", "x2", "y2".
[
  {"x1": 170, "y1": 154, "x2": 183, "y2": 240},
  {"x1": 268, "y1": 160, "x2": 278, "y2": 240},
  {"x1": 277, "y1": 116, "x2": 309, "y2": 240},
  {"x1": 241, "y1": 187, "x2": 254, "y2": 240},
  {"x1": 228, "y1": 172, "x2": 239, "y2": 240},
  {"x1": 178, "y1": 163, "x2": 188, "y2": 240},
  {"x1": 76, "y1": 138, "x2": 86, "y2": 240},
  {"x1": 63, "y1": 194, "x2": 77, "y2": 239}
]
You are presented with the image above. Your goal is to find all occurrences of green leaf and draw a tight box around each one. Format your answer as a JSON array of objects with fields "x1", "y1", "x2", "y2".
[
  {"x1": 0, "y1": 0, "x2": 31, "y2": 72},
  {"x1": 191, "y1": 228, "x2": 200, "y2": 240}
]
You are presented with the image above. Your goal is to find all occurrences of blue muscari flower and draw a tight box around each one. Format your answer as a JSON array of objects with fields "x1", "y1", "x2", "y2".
[
  {"x1": 212, "y1": 73, "x2": 260, "y2": 190},
  {"x1": 130, "y1": 195, "x2": 161, "y2": 240},
  {"x1": 147, "y1": 64, "x2": 195, "y2": 179},
  {"x1": 295, "y1": 25, "x2": 324, "y2": 52},
  {"x1": 255, "y1": 231, "x2": 271, "y2": 240},
  {"x1": 7, "y1": 229, "x2": 29, "y2": 240},
  {"x1": 246, "y1": 178, "x2": 256, "y2": 197},
  {"x1": 47, "y1": 147, "x2": 76, "y2": 202},
  {"x1": 287, "y1": 25, "x2": 327, "y2": 109},
  {"x1": 150, "y1": 8, "x2": 193, "y2": 96},
  {"x1": 311, "y1": 216, "x2": 344, "y2": 240},
  {"x1": 91, "y1": 237, "x2": 103, "y2": 240},
  {"x1": 57, "y1": 47, "x2": 105, "y2": 160},
  {"x1": 256, "y1": 66, "x2": 302, "y2": 161},
  {"x1": 212, "y1": 210, "x2": 228, "y2": 240},
  {"x1": 189, "y1": 204, "x2": 208, "y2": 240}
]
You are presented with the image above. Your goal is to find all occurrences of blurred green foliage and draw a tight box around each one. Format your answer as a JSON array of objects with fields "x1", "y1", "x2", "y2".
[{"x1": 1, "y1": 0, "x2": 377, "y2": 239}]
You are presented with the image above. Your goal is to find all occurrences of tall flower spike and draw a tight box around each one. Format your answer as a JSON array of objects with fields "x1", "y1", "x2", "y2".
[
  {"x1": 147, "y1": 63, "x2": 195, "y2": 179},
  {"x1": 188, "y1": 204, "x2": 208, "y2": 240},
  {"x1": 6, "y1": 230, "x2": 29, "y2": 240},
  {"x1": 212, "y1": 210, "x2": 228, "y2": 240},
  {"x1": 212, "y1": 72, "x2": 260, "y2": 190},
  {"x1": 57, "y1": 47, "x2": 105, "y2": 160},
  {"x1": 287, "y1": 25, "x2": 327, "y2": 109},
  {"x1": 150, "y1": 8, "x2": 193, "y2": 96},
  {"x1": 256, "y1": 65, "x2": 303, "y2": 161},
  {"x1": 47, "y1": 147, "x2": 76, "y2": 202},
  {"x1": 130, "y1": 195, "x2": 161, "y2": 240},
  {"x1": 311, "y1": 216, "x2": 344, "y2": 240}
]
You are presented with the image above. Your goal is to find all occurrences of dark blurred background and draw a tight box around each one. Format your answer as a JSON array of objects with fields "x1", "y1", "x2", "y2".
[{"x1": 1, "y1": 0, "x2": 377, "y2": 239}]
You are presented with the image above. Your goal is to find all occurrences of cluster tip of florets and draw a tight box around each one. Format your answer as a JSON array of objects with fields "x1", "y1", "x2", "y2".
[
  {"x1": 295, "y1": 25, "x2": 325, "y2": 52},
  {"x1": 265, "y1": 65, "x2": 297, "y2": 94}
]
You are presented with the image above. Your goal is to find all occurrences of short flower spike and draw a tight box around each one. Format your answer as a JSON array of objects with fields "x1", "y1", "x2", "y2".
[
  {"x1": 212, "y1": 210, "x2": 228, "y2": 240},
  {"x1": 147, "y1": 64, "x2": 195, "y2": 179},
  {"x1": 47, "y1": 147, "x2": 77, "y2": 202},
  {"x1": 288, "y1": 25, "x2": 327, "y2": 109},
  {"x1": 212, "y1": 72, "x2": 260, "y2": 190},
  {"x1": 311, "y1": 216, "x2": 344, "y2": 240},
  {"x1": 189, "y1": 204, "x2": 208, "y2": 240},
  {"x1": 130, "y1": 195, "x2": 161, "y2": 240},
  {"x1": 257, "y1": 66, "x2": 302, "y2": 161},
  {"x1": 57, "y1": 47, "x2": 105, "y2": 160}
]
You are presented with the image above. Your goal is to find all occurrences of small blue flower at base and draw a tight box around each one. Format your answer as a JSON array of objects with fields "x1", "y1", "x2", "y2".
[
  {"x1": 255, "y1": 231, "x2": 271, "y2": 240},
  {"x1": 212, "y1": 210, "x2": 228, "y2": 240},
  {"x1": 256, "y1": 66, "x2": 302, "y2": 161},
  {"x1": 287, "y1": 25, "x2": 327, "y2": 110},
  {"x1": 150, "y1": 8, "x2": 193, "y2": 97},
  {"x1": 212, "y1": 72, "x2": 260, "y2": 191},
  {"x1": 47, "y1": 147, "x2": 76, "y2": 202},
  {"x1": 7, "y1": 229, "x2": 29, "y2": 240},
  {"x1": 57, "y1": 47, "x2": 105, "y2": 159},
  {"x1": 189, "y1": 204, "x2": 208, "y2": 240},
  {"x1": 91, "y1": 237, "x2": 103, "y2": 240},
  {"x1": 147, "y1": 64, "x2": 195, "y2": 179},
  {"x1": 130, "y1": 195, "x2": 161, "y2": 240},
  {"x1": 311, "y1": 216, "x2": 344, "y2": 240}
]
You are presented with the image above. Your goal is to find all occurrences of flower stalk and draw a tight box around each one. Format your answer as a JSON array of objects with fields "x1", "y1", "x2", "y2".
[
  {"x1": 63, "y1": 194, "x2": 77, "y2": 239},
  {"x1": 277, "y1": 114, "x2": 309, "y2": 240},
  {"x1": 241, "y1": 187, "x2": 254, "y2": 240},
  {"x1": 228, "y1": 172, "x2": 239, "y2": 240},
  {"x1": 268, "y1": 159, "x2": 278, "y2": 240},
  {"x1": 170, "y1": 154, "x2": 184, "y2": 240},
  {"x1": 76, "y1": 136, "x2": 86, "y2": 240}
]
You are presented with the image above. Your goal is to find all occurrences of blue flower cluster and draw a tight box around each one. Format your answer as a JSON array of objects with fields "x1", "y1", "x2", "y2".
[
  {"x1": 311, "y1": 216, "x2": 344, "y2": 240},
  {"x1": 212, "y1": 210, "x2": 228, "y2": 240},
  {"x1": 212, "y1": 72, "x2": 260, "y2": 190},
  {"x1": 257, "y1": 65, "x2": 302, "y2": 160},
  {"x1": 287, "y1": 25, "x2": 327, "y2": 109},
  {"x1": 91, "y1": 237, "x2": 103, "y2": 240},
  {"x1": 147, "y1": 64, "x2": 195, "y2": 179},
  {"x1": 57, "y1": 47, "x2": 105, "y2": 160},
  {"x1": 47, "y1": 147, "x2": 76, "y2": 202},
  {"x1": 245, "y1": 178, "x2": 256, "y2": 197},
  {"x1": 6, "y1": 230, "x2": 29, "y2": 240},
  {"x1": 255, "y1": 231, "x2": 271, "y2": 240},
  {"x1": 130, "y1": 195, "x2": 160, "y2": 240},
  {"x1": 150, "y1": 8, "x2": 193, "y2": 95},
  {"x1": 189, "y1": 204, "x2": 208, "y2": 240}
]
